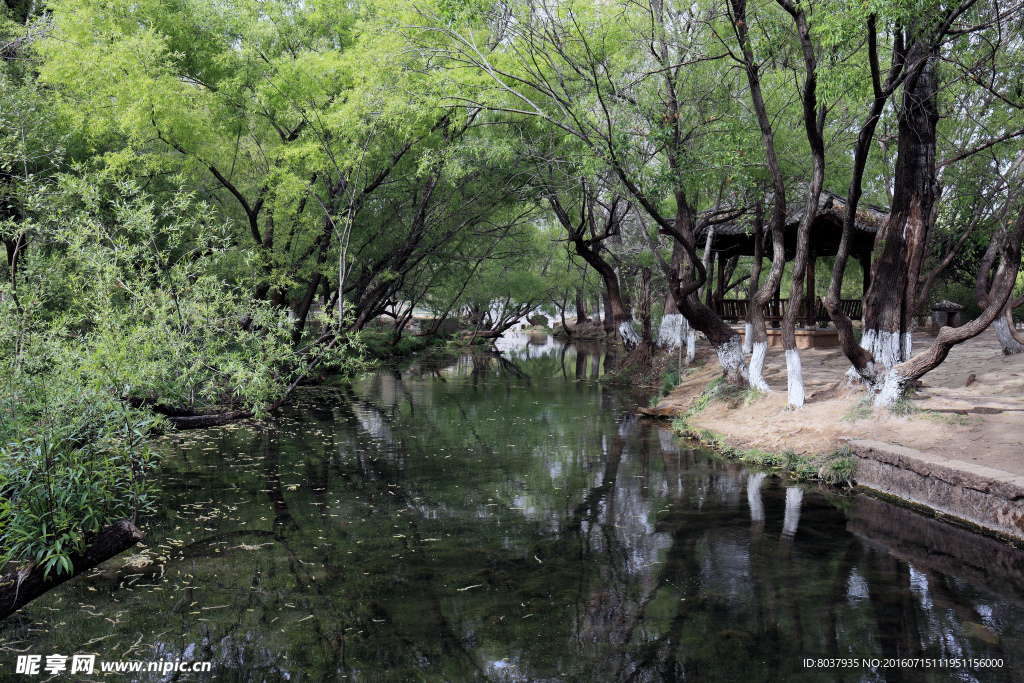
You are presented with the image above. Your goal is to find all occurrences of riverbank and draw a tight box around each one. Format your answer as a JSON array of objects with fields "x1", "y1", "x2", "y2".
[{"x1": 645, "y1": 327, "x2": 1024, "y2": 538}]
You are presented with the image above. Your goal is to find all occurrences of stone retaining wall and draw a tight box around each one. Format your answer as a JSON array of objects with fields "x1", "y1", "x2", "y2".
[
  {"x1": 849, "y1": 439, "x2": 1024, "y2": 541},
  {"x1": 848, "y1": 495, "x2": 1024, "y2": 603}
]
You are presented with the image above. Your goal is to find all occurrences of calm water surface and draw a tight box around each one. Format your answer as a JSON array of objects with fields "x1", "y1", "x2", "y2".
[{"x1": 3, "y1": 335, "x2": 1024, "y2": 682}]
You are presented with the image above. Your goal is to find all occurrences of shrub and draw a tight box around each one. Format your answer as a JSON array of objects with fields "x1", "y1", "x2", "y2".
[
  {"x1": 0, "y1": 397, "x2": 161, "y2": 578},
  {"x1": 660, "y1": 370, "x2": 680, "y2": 398}
]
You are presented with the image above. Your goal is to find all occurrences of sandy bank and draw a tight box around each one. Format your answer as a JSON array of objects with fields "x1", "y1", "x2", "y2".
[{"x1": 648, "y1": 327, "x2": 1024, "y2": 474}]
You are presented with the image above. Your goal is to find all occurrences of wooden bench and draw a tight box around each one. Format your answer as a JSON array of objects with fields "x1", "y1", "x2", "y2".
[{"x1": 713, "y1": 297, "x2": 863, "y2": 323}]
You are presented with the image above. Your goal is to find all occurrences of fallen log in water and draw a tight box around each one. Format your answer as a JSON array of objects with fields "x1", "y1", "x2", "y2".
[
  {"x1": 167, "y1": 410, "x2": 253, "y2": 429},
  {"x1": 0, "y1": 519, "x2": 145, "y2": 621}
]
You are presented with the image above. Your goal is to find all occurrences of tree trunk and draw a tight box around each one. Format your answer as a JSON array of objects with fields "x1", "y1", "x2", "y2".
[
  {"x1": 746, "y1": 197, "x2": 782, "y2": 393},
  {"x1": 575, "y1": 290, "x2": 589, "y2": 324},
  {"x1": 992, "y1": 309, "x2": 1024, "y2": 355},
  {"x1": 978, "y1": 237, "x2": 1024, "y2": 355},
  {"x1": 4, "y1": 234, "x2": 27, "y2": 284},
  {"x1": 664, "y1": 196, "x2": 748, "y2": 387},
  {"x1": 779, "y1": 1, "x2": 827, "y2": 409},
  {"x1": 732, "y1": 0, "x2": 795, "y2": 394},
  {"x1": 169, "y1": 410, "x2": 254, "y2": 429},
  {"x1": 874, "y1": 205, "x2": 1024, "y2": 408},
  {"x1": 611, "y1": 287, "x2": 641, "y2": 351},
  {"x1": 0, "y1": 520, "x2": 145, "y2": 620},
  {"x1": 601, "y1": 290, "x2": 615, "y2": 335},
  {"x1": 657, "y1": 242, "x2": 687, "y2": 352},
  {"x1": 701, "y1": 245, "x2": 716, "y2": 308},
  {"x1": 622, "y1": 267, "x2": 655, "y2": 368},
  {"x1": 291, "y1": 272, "x2": 323, "y2": 346},
  {"x1": 558, "y1": 297, "x2": 574, "y2": 337},
  {"x1": 820, "y1": 16, "x2": 906, "y2": 383},
  {"x1": 861, "y1": 46, "x2": 940, "y2": 378}
]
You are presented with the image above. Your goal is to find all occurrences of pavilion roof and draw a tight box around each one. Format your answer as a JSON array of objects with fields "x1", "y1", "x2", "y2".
[{"x1": 698, "y1": 189, "x2": 890, "y2": 259}]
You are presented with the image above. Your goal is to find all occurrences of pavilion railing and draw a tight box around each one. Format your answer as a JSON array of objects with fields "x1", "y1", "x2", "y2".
[{"x1": 714, "y1": 297, "x2": 863, "y2": 324}]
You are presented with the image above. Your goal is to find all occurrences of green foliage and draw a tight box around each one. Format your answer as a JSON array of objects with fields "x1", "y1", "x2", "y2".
[
  {"x1": 841, "y1": 388, "x2": 919, "y2": 419},
  {"x1": 392, "y1": 335, "x2": 431, "y2": 357},
  {"x1": 0, "y1": 396, "x2": 161, "y2": 578},
  {"x1": 2, "y1": 0, "x2": 1020, "y2": 588},
  {"x1": 659, "y1": 370, "x2": 680, "y2": 398},
  {"x1": 13, "y1": 174, "x2": 363, "y2": 415},
  {"x1": 0, "y1": 172, "x2": 363, "y2": 576},
  {"x1": 816, "y1": 448, "x2": 857, "y2": 487},
  {"x1": 888, "y1": 393, "x2": 920, "y2": 418},
  {"x1": 691, "y1": 376, "x2": 741, "y2": 413},
  {"x1": 738, "y1": 448, "x2": 784, "y2": 470}
]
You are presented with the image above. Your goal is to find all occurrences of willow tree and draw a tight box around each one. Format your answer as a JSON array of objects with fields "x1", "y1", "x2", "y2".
[
  {"x1": 536, "y1": 159, "x2": 644, "y2": 350},
  {"x1": 1, "y1": 8, "x2": 66, "y2": 300},
  {"x1": 722, "y1": 0, "x2": 806, "y2": 398},
  {"x1": 40, "y1": 0, "x2": 530, "y2": 348},
  {"x1": 815, "y1": 0, "x2": 1024, "y2": 406},
  {"x1": 418, "y1": 0, "x2": 753, "y2": 384}
]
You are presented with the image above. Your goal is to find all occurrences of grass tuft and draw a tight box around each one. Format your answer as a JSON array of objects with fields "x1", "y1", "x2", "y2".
[
  {"x1": 742, "y1": 387, "x2": 767, "y2": 406},
  {"x1": 888, "y1": 394, "x2": 919, "y2": 417},
  {"x1": 842, "y1": 397, "x2": 873, "y2": 422},
  {"x1": 671, "y1": 423, "x2": 857, "y2": 486}
]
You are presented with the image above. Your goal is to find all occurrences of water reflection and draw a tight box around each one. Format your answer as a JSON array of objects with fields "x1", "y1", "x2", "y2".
[
  {"x1": 782, "y1": 487, "x2": 804, "y2": 539},
  {"x1": 1, "y1": 341, "x2": 1023, "y2": 682}
]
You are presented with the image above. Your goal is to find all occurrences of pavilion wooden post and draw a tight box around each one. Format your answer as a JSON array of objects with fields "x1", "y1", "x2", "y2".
[
  {"x1": 715, "y1": 253, "x2": 725, "y2": 315},
  {"x1": 703, "y1": 251, "x2": 716, "y2": 308},
  {"x1": 860, "y1": 253, "x2": 871, "y2": 298},
  {"x1": 806, "y1": 250, "x2": 816, "y2": 328},
  {"x1": 772, "y1": 273, "x2": 782, "y2": 327}
]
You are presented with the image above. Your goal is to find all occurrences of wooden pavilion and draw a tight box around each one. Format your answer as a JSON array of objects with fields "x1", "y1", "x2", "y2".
[{"x1": 703, "y1": 190, "x2": 888, "y2": 331}]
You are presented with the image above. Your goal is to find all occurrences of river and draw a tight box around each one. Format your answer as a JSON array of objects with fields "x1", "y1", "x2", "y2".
[{"x1": 2, "y1": 335, "x2": 1023, "y2": 681}]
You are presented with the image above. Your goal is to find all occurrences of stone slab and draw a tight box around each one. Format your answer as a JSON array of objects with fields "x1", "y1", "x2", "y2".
[{"x1": 849, "y1": 439, "x2": 1024, "y2": 541}]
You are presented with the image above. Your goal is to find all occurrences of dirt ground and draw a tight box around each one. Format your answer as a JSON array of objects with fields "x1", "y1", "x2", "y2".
[{"x1": 650, "y1": 327, "x2": 1024, "y2": 475}]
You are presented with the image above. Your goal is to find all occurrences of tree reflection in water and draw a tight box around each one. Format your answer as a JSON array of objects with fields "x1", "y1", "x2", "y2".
[{"x1": 2, "y1": 340, "x2": 1023, "y2": 682}]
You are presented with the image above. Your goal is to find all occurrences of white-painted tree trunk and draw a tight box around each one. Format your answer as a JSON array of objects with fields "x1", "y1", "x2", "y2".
[
  {"x1": 657, "y1": 313, "x2": 685, "y2": 351},
  {"x1": 742, "y1": 322, "x2": 753, "y2": 354},
  {"x1": 781, "y1": 486, "x2": 803, "y2": 538},
  {"x1": 861, "y1": 329, "x2": 905, "y2": 368},
  {"x1": 747, "y1": 472, "x2": 768, "y2": 523},
  {"x1": 785, "y1": 347, "x2": 805, "y2": 408},
  {"x1": 685, "y1": 328, "x2": 695, "y2": 364},
  {"x1": 871, "y1": 367, "x2": 908, "y2": 410},
  {"x1": 847, "y1": 328, "x2": 908, "y2": 387},
  {"x1": 618, "y1": 321, "x2": 641, "y2": 351},
  {"x1": 748, "y1": 341, "x2": 771, "y2": 392},
  {"x1": 993, "y1": 316, "x2": 1024, "y2": 355},
  {"x1": 715, "y1": 335, "x2": 750, "y2": 386}
]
